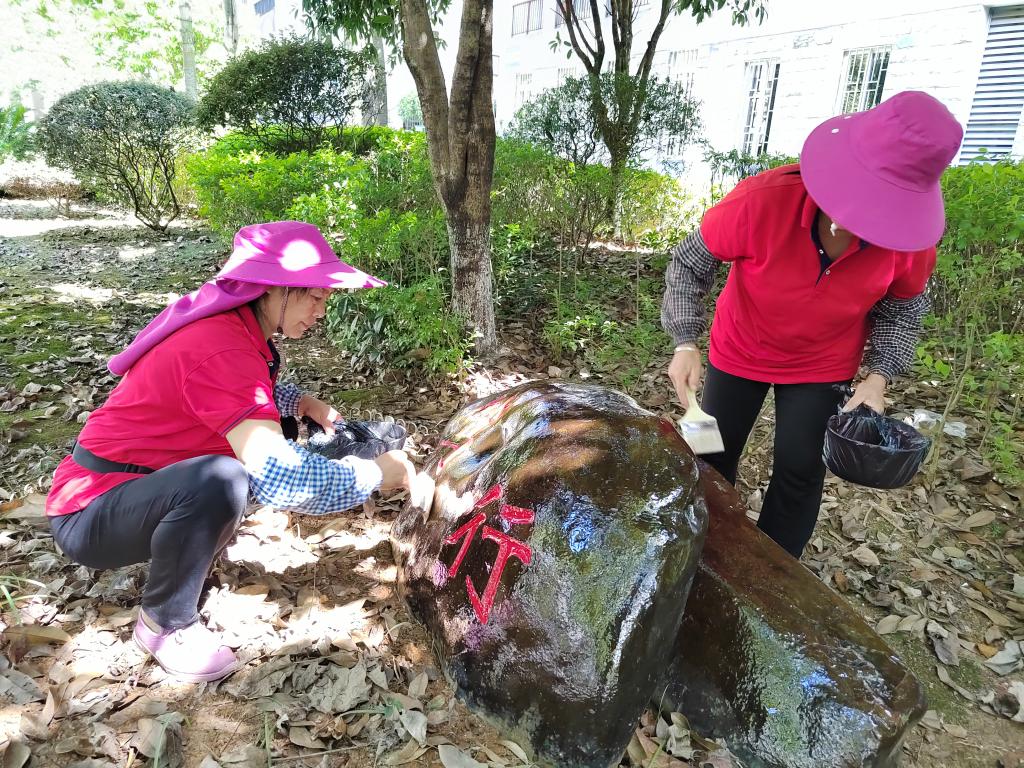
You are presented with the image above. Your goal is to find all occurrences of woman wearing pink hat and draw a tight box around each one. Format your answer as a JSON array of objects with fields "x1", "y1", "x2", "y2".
[
  {"x1": 45, "y1": 221, "x2": 416, "y2": 682},
  {"x1": 662, "y1": 91, "x2": 963, "y2": 558}
]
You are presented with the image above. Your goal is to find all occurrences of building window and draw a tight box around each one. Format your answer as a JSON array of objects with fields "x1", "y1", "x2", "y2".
[
  {"x1": 741, "y1": 59, "x2": 780, "y2": 156},
  {"x1": 961, "y1": 5, "x2": 1024, "y2": 162},
  {"x1": 665, "y1": 48, "x2": 697, "y2": 97},
  {"x1": 556, "y1": 0, "x2": 592, "y2": 27},
  {"x1": 515, "y1": 72, "x2": 534, "y2": 106},
  {"x1": 838, "y1": 46, "x2": 891, "y2": 114},
  {"x1": 254, "y1": 0, "x2": 274, "y2": 15},
  {"x1": 513, "y1": 0, "x2": 543, "y2": 35}
]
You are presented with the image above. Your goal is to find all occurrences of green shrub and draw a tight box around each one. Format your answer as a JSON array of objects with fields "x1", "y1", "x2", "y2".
[
  {"x1": 197, "y1": 35, "x2": 373, "y2": 154},
  {"x1": 0, "y1": 103, "x2": 34, "y2": 162},
  {"x1": 325, "y1": 276, "x2": 471, "y2": 375},
  {"x1": 186, "y1": 146, "x2": 361, "y2": 236},
  {"x1": 507, "y1": 77, "x2": 602, "y2": 166},
  {"x1": 507, "y1": 74, "x2": 701, "y2": 170},
  {"x1": 37, "y1": 81, "x2": 195, "y2": 231},
  {"x1": 922, "y1": 160, "x2": 1024, "y2": 482}
]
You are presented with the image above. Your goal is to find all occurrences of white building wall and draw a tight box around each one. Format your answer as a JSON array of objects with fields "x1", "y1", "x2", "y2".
[
  {"x1": 376, "y1": 0, "x2": 1018, "y2": 190},
  {"x1": 241, "y1": 0, "x2": 1019, "y2": 184}
]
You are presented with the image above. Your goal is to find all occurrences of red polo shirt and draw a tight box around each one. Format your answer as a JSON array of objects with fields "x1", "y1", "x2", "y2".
[
  {"x1": 700, "y1": 165, "x2": 935, "y2": 384},
  {"x1": 46, "y1": 306, "x2": 281, "y2": 517}
]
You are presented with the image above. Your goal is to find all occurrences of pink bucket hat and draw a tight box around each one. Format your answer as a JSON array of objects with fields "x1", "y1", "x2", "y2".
[
  {"x1": 220, "y1": 221, "x2": 386, "y2": 289},
  {"x1": 109, "y1": 221, "x2": 384, "y2": 375},
  {"x1": 801, "y1": 91, "x2": 963, "y2": 251}
]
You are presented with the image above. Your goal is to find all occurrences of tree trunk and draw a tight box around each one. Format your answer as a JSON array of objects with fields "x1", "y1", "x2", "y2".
[
  {"x1": 448, "y1": 205, "x2": 496, "y2": 350},
  {"x1": 222, "y1": 0, "x2": 238, "y2": 57},
  {"x1": 363, "y1": 33, "x2": 389, "y2": 126},
  {"x1": 400, "y1": 0, "x2": 497, "y2": 355},
  {"x1": 609, "y1": 152, "x2": 627, "y2": 240},
  {"x1": 178, "y1": 0, "x2": 199, "y2": 99}
]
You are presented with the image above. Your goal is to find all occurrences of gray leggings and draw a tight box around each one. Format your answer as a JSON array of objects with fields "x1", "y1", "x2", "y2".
[{"x1": 49, "y1": 454, "x2": 250, "y2": 629}]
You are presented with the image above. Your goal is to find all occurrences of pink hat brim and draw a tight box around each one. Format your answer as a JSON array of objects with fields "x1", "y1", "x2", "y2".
[
  {"x1": 801, "y1": 112, "x2": 946, "y2": 252},
  {"x1": 221, "y1": 256, "x2": 388, "y2": 289}
]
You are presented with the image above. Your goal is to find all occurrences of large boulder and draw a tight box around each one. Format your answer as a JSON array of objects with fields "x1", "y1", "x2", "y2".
[
  {"x1": 656, "y1": 470, "x2": 927, "y2": 768},
  {"x1": 392, "y1": 382, "x2": 708, "y2": 768}
]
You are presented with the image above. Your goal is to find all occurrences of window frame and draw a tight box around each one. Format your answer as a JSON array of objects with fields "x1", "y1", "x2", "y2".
[
  {"x1": 513, "y1": 0, "x2": 544, "y2": 35},
  {"x1": 836, "y1": 46, "x2": 892, "y2": 114},
  {"x1": 741, "y1": 58, "x2": 781, "y2": 156}
]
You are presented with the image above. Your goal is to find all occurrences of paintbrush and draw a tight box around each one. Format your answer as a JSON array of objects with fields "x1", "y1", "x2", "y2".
[{"x1": 677, "y1": 386, "x2": 724, "y2": 455}]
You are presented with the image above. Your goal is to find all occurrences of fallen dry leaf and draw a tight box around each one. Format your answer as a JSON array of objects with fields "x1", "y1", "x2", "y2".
[
  {"x1": 437, "y1": 744, "x2": 486, "y2": 768},
  {"x1": 851, "y1": 545, "x2": 880, "y2": 567},
  {"x1": 962, "y1": 509, "x2": 996, "y2": 528},
  {"x1": 876, "y1": 615, "x2": 900, "y2": 635},
  {"x1": 2, "y1": 624, "x2": 71, "y2": 646}
]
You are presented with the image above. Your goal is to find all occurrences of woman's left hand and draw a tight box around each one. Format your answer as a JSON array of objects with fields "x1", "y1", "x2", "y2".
[
  {"x1": 843, "y1": 373, "x2": 887, "y2": 414},
  {"x1": 298, "y1": 394, "x2": 340, "y2": 435}
]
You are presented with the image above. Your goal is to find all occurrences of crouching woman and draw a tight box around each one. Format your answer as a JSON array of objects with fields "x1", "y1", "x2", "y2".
[{"x1": 45, "y1": 221, "x2": 415, "y2": 682}]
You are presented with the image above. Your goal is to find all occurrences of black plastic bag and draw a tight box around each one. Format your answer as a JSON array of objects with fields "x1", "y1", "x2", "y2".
[
  {"x1": 823, "y1": 405, "x2": 930, "y2": 489},
  {"x1": 302, "y1": 416, "x2": 408, "y2": 461}
]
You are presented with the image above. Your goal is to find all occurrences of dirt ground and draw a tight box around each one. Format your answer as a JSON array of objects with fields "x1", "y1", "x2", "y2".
[{"x1": 0, "y1": 199, "x2": 1021, "y2": 767}]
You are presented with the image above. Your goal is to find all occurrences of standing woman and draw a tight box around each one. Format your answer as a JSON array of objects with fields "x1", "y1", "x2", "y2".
[
  {"x1": 662, "y1": 91, "x2": 963, "y2": 558},
  {"x1": 46, "y1": 221, "x2": 416, "y2": 682}
]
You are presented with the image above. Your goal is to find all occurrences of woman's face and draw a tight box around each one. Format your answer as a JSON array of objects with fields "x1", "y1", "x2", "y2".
[{"x1": 280, "y1": 287, "x2": 332, "y2": 338}]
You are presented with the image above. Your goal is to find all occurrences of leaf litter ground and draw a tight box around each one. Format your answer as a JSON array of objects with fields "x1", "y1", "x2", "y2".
[{"x1": 0, "y1": 200, "x2": 1021, "y2": 767}]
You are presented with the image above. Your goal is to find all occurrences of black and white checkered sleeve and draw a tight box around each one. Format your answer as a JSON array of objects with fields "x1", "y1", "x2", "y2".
[
  {"x1": 661, "y1": 230, "x2": 721, "y2": 345},
  {"x1": 274, "y1": 382, "x2": 304, "y2": 418},
  {"x1": 864, "y1": 291, "x2": 931, "y2": 382}
]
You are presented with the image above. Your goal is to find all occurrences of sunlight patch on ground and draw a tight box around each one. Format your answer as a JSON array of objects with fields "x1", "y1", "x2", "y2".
[
  {"x1": 464, "y1": 369, "x2": 530, "y2": 400},
  {"x1": 49, "y1": 282, "x2": 116, "y2": 304},
  {"x1": 117, "y1": 245, "x2": 156, "y2": 262},
  {"x1": 0, "y1": 202, "x2": 130, "y2": 237},
  {"x1": 42, "y1": 281, "x2": 180, "y2": 310}
]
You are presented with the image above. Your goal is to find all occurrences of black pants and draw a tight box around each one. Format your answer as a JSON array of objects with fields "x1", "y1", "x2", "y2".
[
  {"x1": 50, "y1": 455, "x2": 249, "y2": 629},
  {"x1": 701, "y1": 362, "x2": 848, "y2": 558}
]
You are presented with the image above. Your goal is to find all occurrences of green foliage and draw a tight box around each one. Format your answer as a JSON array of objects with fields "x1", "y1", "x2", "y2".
[
  {"x1": 38, "y1": 81, "x2": 195, "y2": 231},
  {"x1": 325, "y1": 276, "x2": 471, "y2": 374},
  {"x1": 541, "y1": 272, "x2": 670, "y2": 391},
  {"x1": 185, "y1": 125, "x2": 695, "y2": 378},
  {"x1": 300, "y1": 0, "x2": 453, "y2": 49},
  {"x1": 197, "y1": 35, "x2": 374, "y2": 154},
  {"x1": 923, "y1": 160, "x2": 1024, "y2": 482},
  {"x1": 87, "y1": 0, "x2": 221, "y2": 85},
  {"x1": 0, "y1": 103, "x2": 35, "y2": 162},
  {"x1": 397, "y1": 93, "x2": 423, "y2": 130},
  {"x1": 703, "y1": 146, "x2": 797, "y2": 203},
  {"x1": 186, "y1": 145, "x2": 360, "y2": 236},
  {"x1": 508, "y1": 74, "x2": 702, "y2": 171},
  {"x1": 507, "y1": 77, "x2": 601, "y2": 166}
]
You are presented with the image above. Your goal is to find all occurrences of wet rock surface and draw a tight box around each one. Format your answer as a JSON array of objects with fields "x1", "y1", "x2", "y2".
[
  {"x1": 392, "y1": 381, "x2": 708, "y2": 768},
  {"x1": 657, "y1": 469, "x2": 927, "y2": 768}
]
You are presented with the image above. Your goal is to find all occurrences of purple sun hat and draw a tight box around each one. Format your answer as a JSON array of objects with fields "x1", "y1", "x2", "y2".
[
  {"x1": 801, "y1": 91, "x2": 963, "y2": 252},
  {"x1": 109, "y1": 221, "x2": 385, "y2": 375}
]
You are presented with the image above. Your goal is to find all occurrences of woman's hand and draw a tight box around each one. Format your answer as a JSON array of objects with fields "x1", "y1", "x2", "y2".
[
  {"x1": 668, "y1": 347, "x2": 703, "y2": 408},
  {"x1": 298, "y1": 394, "x2": 340, "y2": 435},
  {"x1": 843, "y1": 373, "x2": 887, "y2": 413},
  {"x1": 375, "y1": 450, "x2": 416, "y2": 492}
]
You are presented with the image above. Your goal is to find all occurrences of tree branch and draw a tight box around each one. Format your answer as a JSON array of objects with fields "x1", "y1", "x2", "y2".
[
  {"x1": 399, "y1": 0, "x2": 454, "y2": 200},
  {"x1": 561, "y1": 0, "x2": 601, "y2": 74}
]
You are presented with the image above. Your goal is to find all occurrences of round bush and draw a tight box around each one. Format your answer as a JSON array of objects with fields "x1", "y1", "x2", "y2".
[
  {"x1": 197, "y1": 35, "x2": 373, "y2": 154},
  {"x1": 38, "y1": 81, "x2": 195, "y2": 231}
]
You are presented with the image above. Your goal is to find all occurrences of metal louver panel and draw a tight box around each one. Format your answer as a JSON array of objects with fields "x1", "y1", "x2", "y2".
[{"x1": 960, "y1": 6, "x2": 1024, "y2": 163}]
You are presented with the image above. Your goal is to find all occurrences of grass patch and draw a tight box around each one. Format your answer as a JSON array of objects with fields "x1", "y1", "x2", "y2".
[
  {"x1": 0, "y1": 407, "x2": 82, "y2": 450},
  {"x1": 888, "y1": 633, "x2": 985, "y2": 724}
]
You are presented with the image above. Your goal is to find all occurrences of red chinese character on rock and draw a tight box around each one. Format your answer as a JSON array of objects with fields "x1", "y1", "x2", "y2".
[{"x1": 439, "y1": 483, "x2": 534, "y2": 624}]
